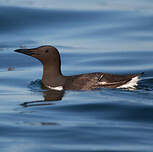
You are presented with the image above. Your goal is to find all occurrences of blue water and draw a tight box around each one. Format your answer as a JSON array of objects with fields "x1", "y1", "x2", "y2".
[{"x1": 1, "y1": 1, "x2": 153, "y2": 151}]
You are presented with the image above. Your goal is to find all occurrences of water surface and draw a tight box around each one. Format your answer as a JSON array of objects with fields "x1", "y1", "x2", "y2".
[{"x1": 0, "y1": 1, "x2": 153, "y2": 152}]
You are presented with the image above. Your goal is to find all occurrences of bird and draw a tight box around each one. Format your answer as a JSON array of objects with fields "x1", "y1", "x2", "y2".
[{"x1": 14, "y1": 45, "x2": 143, "y2": 91}]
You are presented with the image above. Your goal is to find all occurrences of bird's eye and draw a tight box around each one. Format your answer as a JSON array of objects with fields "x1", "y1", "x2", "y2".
[{"x1": 45, "y1": 50, "x2": 49, "y2": 53}]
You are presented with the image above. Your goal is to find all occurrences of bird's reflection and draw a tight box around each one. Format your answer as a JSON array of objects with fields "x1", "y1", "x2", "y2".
[{"x1": 21, "y1": 89, "x2": 65, "y2": 107}]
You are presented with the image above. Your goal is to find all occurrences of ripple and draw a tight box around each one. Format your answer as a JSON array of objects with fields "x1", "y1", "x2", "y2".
[{"x1": 0, "y1": 2, "x2": 153, "y2": 152}]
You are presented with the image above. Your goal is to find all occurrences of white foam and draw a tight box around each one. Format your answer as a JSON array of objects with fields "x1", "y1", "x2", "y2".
[
  {"x1": 117, "y1": 76, "x2": 140, "y2": 89},
  {"x1": 47, "y1": 85, "x2": 63, "y2": 91}
]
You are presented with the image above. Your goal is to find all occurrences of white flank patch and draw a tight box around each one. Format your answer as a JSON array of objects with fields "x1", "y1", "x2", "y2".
[
  {"x1": 47, "y1": 86, "x2": 63, "y2": 91},
  {"x1": 117, "y1": 76, "x2": 140, "y2": 89}
]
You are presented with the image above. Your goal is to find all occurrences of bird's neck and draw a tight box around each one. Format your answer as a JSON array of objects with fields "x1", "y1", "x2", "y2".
[{"x1": 42, "y1": 64, "x2": 64, "y2": 87}]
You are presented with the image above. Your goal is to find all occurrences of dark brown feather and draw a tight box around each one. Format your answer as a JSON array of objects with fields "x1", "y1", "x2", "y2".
[{"x1": 64, "y1": 72, "x2": 142, "y2": 90}]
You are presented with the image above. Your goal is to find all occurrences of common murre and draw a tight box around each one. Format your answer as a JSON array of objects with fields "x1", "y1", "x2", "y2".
[{"x1": 15, "y1": 45, "x2": 143, "y2": 91}]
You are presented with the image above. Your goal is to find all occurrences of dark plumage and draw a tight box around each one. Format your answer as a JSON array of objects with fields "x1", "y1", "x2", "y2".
[{"x1": 15, "y1": 45, "x2": 143, "y2": 90}]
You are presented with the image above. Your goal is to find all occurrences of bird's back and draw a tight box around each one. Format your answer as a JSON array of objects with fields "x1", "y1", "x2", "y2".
[{"x1": 64, "y1": 72, "x2": 142, "y2": 90}]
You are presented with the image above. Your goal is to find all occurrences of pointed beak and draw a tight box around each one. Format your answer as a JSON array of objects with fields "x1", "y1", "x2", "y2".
[{"x1": 14, "y1": 49, "x2": 36, "y2": 56}]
